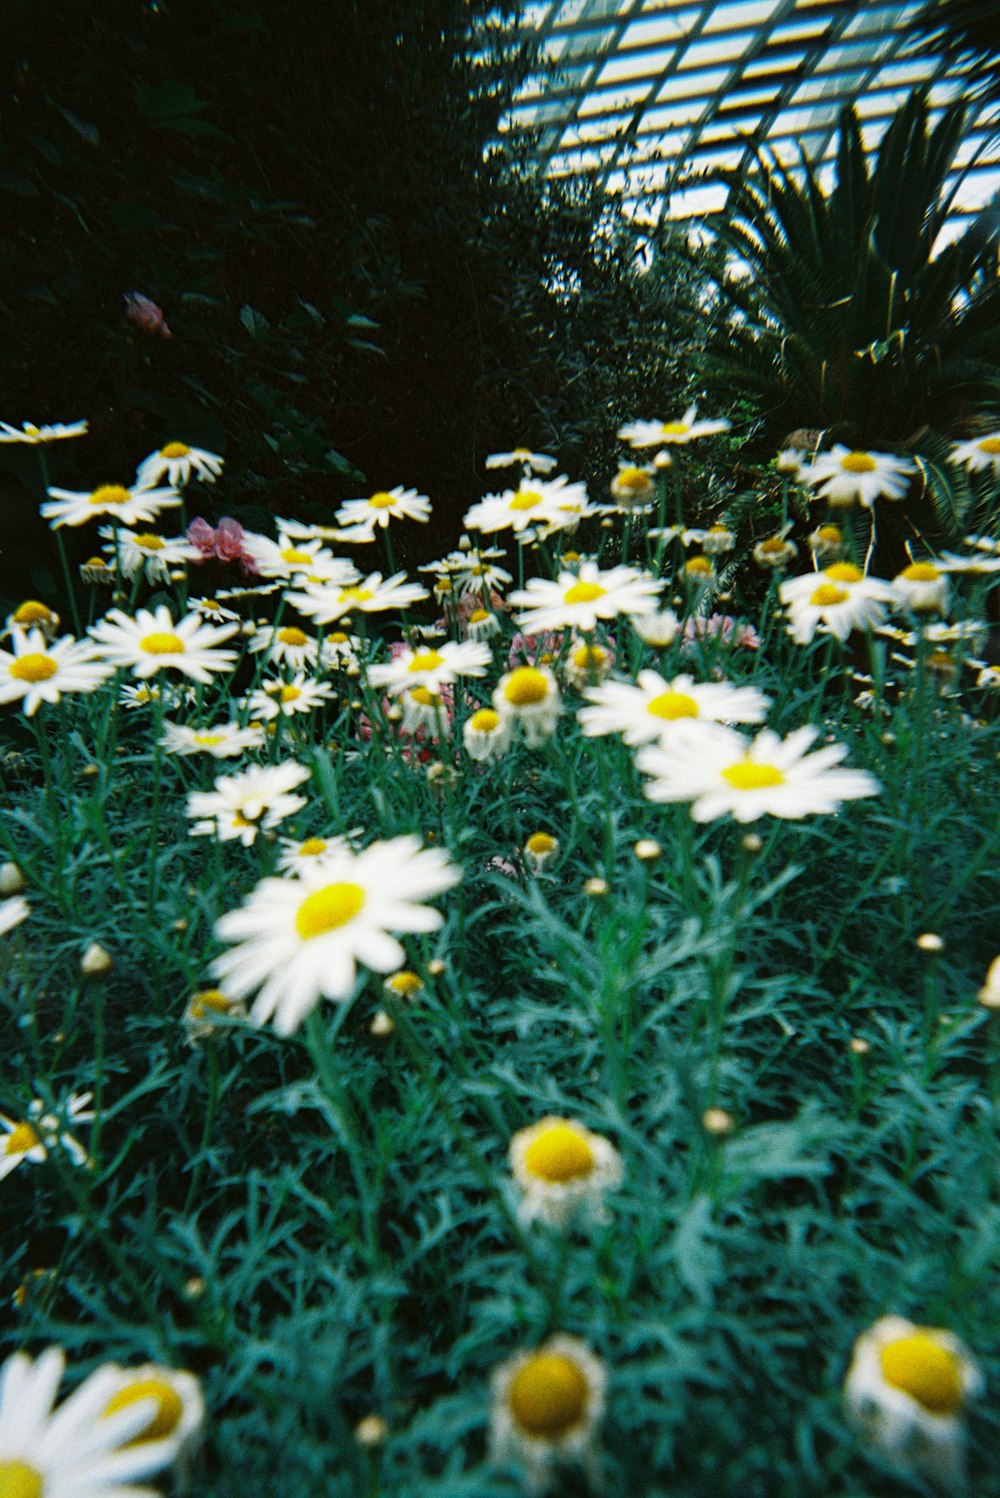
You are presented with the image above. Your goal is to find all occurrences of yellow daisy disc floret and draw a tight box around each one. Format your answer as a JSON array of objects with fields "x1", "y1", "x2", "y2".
[
  {"x1": 508, "y1": 1354, "x2": 590, "y2": 1437},
  {"x1": 879, "y1": 1333, "x2": 964, "y2": 1415}
]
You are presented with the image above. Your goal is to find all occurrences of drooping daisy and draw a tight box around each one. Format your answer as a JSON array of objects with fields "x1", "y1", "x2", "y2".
[
  {"x1": 843, "y1": 1316, "x2": 981, "y2": 1489},
  {"x1": 509, "y1": 1117, "x2": 623, "y2": 1228},
  {"x1": 186, "y1": 761, "x2": 311, "y2": 846},
  {"x1": 636, "y1": 723, "x2": 880, "y2": 822},
  {"x1": 466, "y1": 607, "x2": 502, "y2": 641},
  {"x1": 935, "y1": 548, "x2": 1000, "y2": 575},
  {"x1": 335, "y1": 485, "x2": 431, "y2": 530},
  {"x1": 522, "y1": 833, "x2": 559, "y2": 874},
  {"x1": 399, "y1": 687, "x2": 452, "y2": 737},
  {"x1": 485, "y1": 448, "x2": 557, "y2": 474},
  {"x1": 247, "y1": 622, "x2": 319, "y2": 671},
  {"x1": 618, "y1": 405, "x2": 730, "y2": 448},
  {"x1": 0, "y1": 1347, "x2": 188, "y2": 1498},
  {"x1": 489, "y1": 1336, "x2": 606, "y2": 1489},
  {"x1": 609, "y1": 464, "x2": 656, "y2": 508},
  {"x1": 463, "y1": 706, "x2": 512, "y2": 761},
  {"x1": 632, "y1": 609, "x2": 680, "y2": 647},
  {"x1": 368, "y1": 639, "x2": 491, "y2": 697},
  {"x1": 99, "y1": 1363, "x2": 205, "y2": 1475},
  {"x1": 98, "y1": 528, "x2": 200, "y2": 582},
  {"x1": 798, "y1": 445, "x2": 918, "y2": 508},
  {"x1": 563, "y1": 640, "x2": 614, "y2": 690},
  {"x1": 776, "y1": 446, "x2": 807, "y2": 476},
  {"x1": 41, "y1": 482, "x2": 181, "y2": 529},
  {"x1": 0, "y1": 896, "x2": 29, "y2": 937},
  {"x1": 493, "y1": 666, "x2": 561, "y2": 746},
  {"x1": 160, "y1": 720, "x2": 265, "y2": 759},
  {"x1": 0, "y1": 629, "x2": 111, "y2": 716},
  {"x1": 288, "y1": 572, "x2": 429, "y2": 625},
  {"x1": 240, "y1": 531, "x2": 358, "y2": 584},
  {"x1": 244, "y1": 675, "x2": 336, "y2": 721},
  {"x1": 509, "y1": 562, "x2": 660, "y2": 634},
  {"x1": 683, "y1": 523, "x2": 736, "y2": 554},
  {"x1": 807, "y1": 524, "x2": 844, "y2": 562},
  {"x1": 681, "y1": 555, "x2": 715, "y2": 590},
  {"x1": 5, "y1": 600, "x2": 60, "y2": 638},
  {"x1": 579, "y1": 670, "x2": 769, "y2": 746},
  {"x1": 948, "y1": 431, "x2": 1000, "y2": 476},
  {"x1": 0, "y1": 419, "x2": 88, "y2": 444},
  {"x1": 779, "y1": 563, "x2": 898, "y2": 644},
  {"x1": 320, "y1": 630, "x2": 363, "y2": 671},
  {"x1": 464, "y1": 476, "x2": 591, "y2": 538},
  {"x1": 893, "y1": 561, "x2": 949, "y2": 614},
  {"x1": 89, "y1": 605, "x2": 238, "y2": 682},
  {"x1": 212, "y1": 835, "x2": 460, "y2": 1034},
  {"x1": 134, "y1": 441, "x2": 224, "y2": 490},
  {"x1": 1, "y1": 1093, "x2": 94, "y2": 1181},
  {"x1": 753, "y1": 534, "x2": 799, "y2": 570}
]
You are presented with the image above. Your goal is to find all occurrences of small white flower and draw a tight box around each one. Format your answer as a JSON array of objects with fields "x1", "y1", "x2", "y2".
[
  {"x1": 288, "y1": 572, "x2": 429, "y2": 625},
  {"x1": 843, "y1": 1316, "x2": 981, "y2": 1489},
  {"x1": 807, "y1": 524, "x2": 844, "y2": 561},
  {"x1": 240, "y1": 531, "x2": 358, "y2": 584},
  {"x1": 463, "y1": 706, "x2": 512, "y2": 761},
  {"x1": 753, "y1": 534, "x2": 799, "y2": 570},
  {"x1": 683, "y1": 523, "x2": 736, "y2": 554},
  {"x1": 509, "y1": 1116, "x2": 622, "y2": 1228},
  {"x1": 0, "y1": 896, "x2": 29, "y2": 937},
  {"x1": 212, "y1": 836, "x2": 460, "y2": 1034},
  {"x1": 948, "y1": 431, "x2": 1000, "y2": 475},
  {"x1": 399, "y1": 688, "x2": 451, "y2": 737},
  {"x1": 41, "y1": 482, "x2": 181, "y2": 529},
  {"x1": 608, "y1": 464, "x2": 656, "y2": 507},
  {"x1": 490, "y1": 1336, "x2": 606, "y2": 1490},
  {"x1": 4, "y1": 600, "x2": 61, "y2": 638},
  {"x1": 776, "y1": 446, "x2": 806, "y2": 476},
  {"x1": 89, "y1": 605, "x2": 238, "y2": 682},
  {"x1": 98, "y1": 1362, "x2": 205, "y2": 1475},
  {"x1": 186, "y1": 761, "x2": 311, "y2": 845},
  {"x1": 632, "y1": 609, "x2": 680, "y2": 647},
  {"x1": 99, "y1": 527, "x2": 200, "y2": 581},
  {"x1": 368, "y1": 640, "x2": 491, "y2": 697},
  {"x1": 893, "y1": 561, "x2": 949, "y2": 614},
  {"x1": 464, "y1": 476, "x2": 592, "y2": 538},
  {"x1": 160, "y1": 720, "x2": 265, "y2": 759},
  {"x1": 637, "y1": 722, "x2": 880, "y2": 822},
  {"x1": 244, "y1": 674, "x2": 335, "y2": 721},
  {"x1": 247, "y1": 622, "x2": 319, "y2": 671},
  {"x1": 1, "y1": 1093, "x2": 94, "y2": 1181},
  {"x1": 134, "y1": 441, "x2": 224, "y2": 490},
  {"x1": 277, "y1": 833, "x2": 357, "y2": 876},
  {"x1": 0, "y1": 419, "x2": 88, "y2": 444},
  {"x1": 335, "y1": 485, "x2": 431, "y2": 529},
  {"x1": 510, "y1": 562, "x2": 660, "y2": 634},
  {"x1": 798, "y1": 446, "x2": 917, "y2": 508},
  {"x1": 563, "y1": 640, "x2": 614, "y2": 690},
  {"x1": 493, "y1": 666, "x2": 561, "y2": 746},
  {"x1": 579, "y1": 670, "x2": 769, "y2": 746},
  {"x1": 0, "y1": 629, "x2": 111, "y2": 715},
  {"x1": 618, "y1": 405, "x2": 730, "y2": 448},
  {"x1": 779, "y1": 564, "x2": 898, "y2": 643},
  {"x1": 485, "y1": 448, "x2": 557, "y2": 474}
]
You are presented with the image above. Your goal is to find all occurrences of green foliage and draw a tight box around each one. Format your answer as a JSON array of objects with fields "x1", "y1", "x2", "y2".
[{"x1": 914, "y1": 1, "x2": 1000, "y2": 103}]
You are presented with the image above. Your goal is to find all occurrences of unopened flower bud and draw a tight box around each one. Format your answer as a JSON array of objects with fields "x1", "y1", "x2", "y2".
[{"x1": 80, "y1": 942, "x2": 113, "y2": 976}]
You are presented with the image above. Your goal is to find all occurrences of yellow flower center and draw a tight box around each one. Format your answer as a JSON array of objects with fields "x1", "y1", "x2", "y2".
[
  {"x1": 0, "y1": 1460, "x2": 44, "y2": 1498},
  {"x1": 410, "y1": 687, "x2": 439, "y2": 706},
  {"x1": 193, "y1": 732, "x2": 225, "y2": 747},
  {"x1": 295, "y1": 882, "x2": 365, "y2": 939},
  {"x1": 523, "y1": 1122, "x2": 594, "y2": 1182},
  {"x1": 839, "y1": 452, "x2": 877, "y2": 473},
  {"x1": 469, "y1": 609, "x2": 489, "y2": 623},
  {"x1": 824, "y1": 562, "x2": 862, "y2": 584},
  {"x1": 817, "y1": 525, "x2": 842, "y2": 543},
  {"x1": 509, "y1": 490, "x2": 542, "y2": 511},
  {"x1": 900, "y1": 562, "x2": 940, "y2": 581},
  {"x1": 140, "y1": 633, "x2": 184, "y2": 655},
  {"x1": 11, "y1": 601, "x2": 53, "y2": 625},
  {"x1": 327, "y1": 631, "x2": 350, "y2": 644},
  {"x1": 408, "y1": 650, "x2": 445, "y2": 673},
  {"x1": 526, "y1": 832, "x2": 556, "y2": 856},
  {"x1": 647, "y1": 690, "x2": 698, "y2": 719},
  {"x1": 386, "y1": 970, "x2": 423, "y2": 997},
  {"x1": 721, "y1": 760, "x2": 785, "y2": 790},
  {"x1": 278, "y1": 627, "x2": 308, "y2": 646},
  {"x1": 133, "y1": 533, "x2": 164, "y2": 550},
  {"x1": 470, "y1": 708, "x2": 500, "y2": 732},
  {"x1": 298, "y1": 838, "x2": 328, "y2": 856},
  {"x1": 89, "y1": 484, "x2": 131, "y2": 507},
  {"x1": 572, "y1": 645, "x2": 606, "y2": 669},
  {"x1": 103, "y1": 1377, "x2": 185, "y2": 1443},
  {"x1": 367, "y1": 492, "x2": 396, "y2": 509},
  {"x1": 879, "y1": 1333, "x2": 964, "y2": 1415},
  {"x1": 563, "y1": 581, "x2": 606, "y2": 605},
  {"x1": 189, "y1": 989, "x2": 233, "y2": 1019},
  {"x1": 279, "y1": 686, "x2": 301, "y2": 704},
  {"x1": 508, "y1": 1353, "x2": 589, "y2": 1437},
  {"x1": 161, "y1": 442, "x2": 190, "y2": 458},
  {"x1": 9, "y1": 653, "x2": 57, "y2": 683},
  {"x1": 339, "y1": 588, "x2": 373, "y2": 604},
  {"x1": 503, "y1": 667, "x2": 549, "y2": 706},
  {"x1": 685, "y1": 556, "x2": 713, "y2": 577},
  {"x1": 512, "y1": 447, "x2": 531, "y2": 459},
  {"x1": 616, "y1": 467, "x2": 651, "y2": 491},
  {"x1": 759, "y1": 537, "x2": 786, "y2": 553},
  {"x1": 660, "y1": 421, "x2": 691, "y2": 436},
  {"x1": 4, "y1": 1122, "x2": 40, "y2": 1155},
  {"x1": 200, "y1": 600, "x2": 222, "y2": 613},
  {"x1": 280, "y1": 548, "x2": 314, "y2": 566},
  {"x1": 810, "y1": 584, "x2": 850, "y2": 607},
  {"x1": 978, "y1": 437, "x2": 1000, "y2": 455}
]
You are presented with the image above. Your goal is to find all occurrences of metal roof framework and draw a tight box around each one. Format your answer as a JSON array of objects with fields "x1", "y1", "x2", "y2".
[{"x1": 504, "y1": 0, "x2": 1000, "y2": 232}]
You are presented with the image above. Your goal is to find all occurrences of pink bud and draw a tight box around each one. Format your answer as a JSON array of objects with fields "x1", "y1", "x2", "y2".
[
  {"x1": 124, "y1": 291, "x2": 172, "y2": 339},
  {"x1": 215, "y1": 517, "x2": 245, "y2": 561},
  {"x1": 187, "y1": 517, "x2": 216, "y2": 557}
]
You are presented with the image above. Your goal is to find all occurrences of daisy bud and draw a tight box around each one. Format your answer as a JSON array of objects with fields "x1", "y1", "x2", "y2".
[
  {"x1": 355, "y1": 1414, "x2": 389, "y2": 1446},
  {"x1": 702, "y1": 1107, "x2": 734, "y2": 1136},
  {"x1": 978, "y1": 957, "x2": 1000, "y2": 1010},
  {"x1": 849, "y1": 1037, "x2": 871, "y2": 1056},
  {"x1": 584, "y1": 877, "x2": 609, "y2": 897},
  {"x1": 370, "y1": 1010, "x2": 395, "y2": 1037},
  {"x1": 633, "y1": 838, "x2": 661, "y2": 861},
  {"x1": 916, "y1": 933, "x2": 944, "y2": 952},
  {"x1": 427, "y1": 958, "x2": 446, "y2": 977},
  {"x1": 0, "y1": 862, "x2": 26, "y2": 896},
  {"x1": 383, "y1": 970, "x2": 424, "y2": 1001},
  {"x1": 80, "y1": 942, "x2": 113, "y2": 976},
  {"x1": 523, "y1": 832, "x2": 559, "y2": 873}
]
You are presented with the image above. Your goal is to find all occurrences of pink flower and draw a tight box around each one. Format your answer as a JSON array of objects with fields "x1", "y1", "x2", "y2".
[
  {"x1": 506, "y1": 629, "x2": 563, "y2": 670},
  {"x1": 187, "y1": 516, "x2": 258, "y2": 574},
  {"x1": 124, "y1": 291, "x2": 172, "y2": 339},
  {"x1": 682, "y1": 614, "x2": 760, "y2": 651}
]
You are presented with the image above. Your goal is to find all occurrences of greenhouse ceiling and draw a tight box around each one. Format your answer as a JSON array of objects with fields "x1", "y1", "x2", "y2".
[{"x1": 505, "y1": 0, "x2": 1000, "y2": 231}]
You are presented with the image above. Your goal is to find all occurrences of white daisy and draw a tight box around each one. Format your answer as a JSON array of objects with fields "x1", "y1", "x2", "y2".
[
  {"x1": 240, "y1": 531, "x2": 358, "y2": 584},
  {"x1": 244, "y1": 674, "x2": 336, "y2": 720},
  {"x1": 98, "y1": 1364, "x2": 204, "y2": 1476},
  {"x1": 41, "y1": 482, "x2": 181, "y2": 530},
  {"x1": 1, "y1": 1093, "x2": 94, "y2": 1182},
  {"x1": 618, "y1": 405, "x2": 730, "y2": 448},
  {"x1": 563, "y1": 640, "x2": 614, "y2": 690},
  {"x1": 798, "y1": 446, "x2": 918, "y2": 508},
  {"x1": 247, "y1": 623, "x2": 319, "y2": 671},
  {"x1": 948, "y1": 431, "x2": 1000, "y2": 476},
  {"x1": 160, "y1": 721, "x2": 265, "y2": 759},
  {"x1": 463, "y1": 706, "x2": 512, "y2": 761},
  {"x1": 509, "y1": 562, "x2": 660, "y2": 634},
  {"x1": 779, "y1": 563, "x2": 898, "y2": 644},
  {"x1": 466, "y1": 607, "x2": 502, "y2": 641},
  {"x1": 0, "y1": 1346, "x2": 188, "y2": 1498},
  {"x1": 335, "y1": 485, "x2": 431, "y2": 529},
  {"x1": 368, "y1": 639, "x2": 491, "y2": 697},
  {"x1": 509, "y1": 1117, "x2": 623, "y2": 1229},
  {"x1": 274, "y1": 516, "x2": 377, "y2": 547},
  {"x1": 0, "y1": 629, "x2": 111, "y2": 716},
  {"x1": 844, "y1": 1316, "x2": 981, "y2": 1489},
  {"x1": 579, "y1": 670, "x2": 769, "y2": 746},
  {"x1": 0, "y1": 896, "x2": 29, "y2": 937},
  {"x1": 211, "y1": 835, "x2": 460, "y2": 1034},
  {"x1": 186, "y1": 761, "x2": 311, "y2": 846},
  {"x1": 287, "y1": 572, "x2": 429, "y2": 625},
  {"x1": 398, "y1": 687, "x2": 451, "y2": 737},
  {"x1": 753, "y1": 534, "x2": 799, "y2": 570},
  {"x1": 893, "y1": 561, "x2": 949, "y2": 614},
  {"x1": 277, "y1": 833, "x2": 357, "y2": 876},
  {"x1": 437, "y1": 549, "x2": 513, "y2": 600},
  {"x1": 464, "y1": 476, "x2": 591, "y2": 538},
  {"x1": 493, "y1": 666, "x2": 561, "y2": 746},
  {"x1": 485, "y1": 448, "x2": 557, "y2": 474},
  {"x1": 935, "y1": 549, "x2": 1000, "y2": 574},
  {"x1": 636, "y1": 723, "x2": 880, "y2": 822},
  {"x1": 807, "y1": 524, "x2": 844, "y2": 562},
  {"x1": 319, "y1": 630, "x2": 363, "y2": 671},
  {"x1": 609, "y1": 464, "x2": 656, "y2": 508},
  {"x1": 98, "y1": 528, "x2": 200, "y2": 582},
  {"x1": 187, "y1": 595, "x2": 242, "y2": 624},
  {"x1": 489, "y1": 1336, "x2": 606, "y2": 1489},
  {"x1": 89, "y1": 605, "x2": 238, "y2": 682},
  {"x1": 0, "y1": 419, "x2": 88, "y2": 444},
  {"x1": 5, "y1": 601, "x2": 61, "y2": 638},
  {"x1": 632, "y1": 609, "x2": 680, "y2": 647},
  {"x1": 134, "y1": 441, "x2": 224, "y2": 490},
  {"x1": 682, "y1": 523, "x2": 736, "y2": 554}
]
